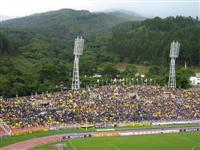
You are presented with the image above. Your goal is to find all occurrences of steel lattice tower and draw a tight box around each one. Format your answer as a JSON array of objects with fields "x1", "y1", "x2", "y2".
[
  {"x1": 168, "y1": 41, "x2": 180, "y2": 88},
  {"x1": 72, "y1": 36, "x2": 84, "y2": 90}
]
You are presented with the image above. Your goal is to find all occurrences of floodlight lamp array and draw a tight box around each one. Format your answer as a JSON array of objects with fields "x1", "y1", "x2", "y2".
[
  {"x1": 73, "y1": 36, "x2": 84, "y2": 56},
  {"x1": 169, "y1": 41, "x2": 180, "y2": 58}
]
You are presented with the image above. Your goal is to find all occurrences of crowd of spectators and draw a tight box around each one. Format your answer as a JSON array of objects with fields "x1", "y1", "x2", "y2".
[{"x1": 0, "y1": 85, "x2": 200, "y2": 128}]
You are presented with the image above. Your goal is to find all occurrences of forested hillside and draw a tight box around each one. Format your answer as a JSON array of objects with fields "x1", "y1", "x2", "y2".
[
  {"x1": 0, "y1": 9, "x2": 143, "y2": 97},
  {"x1": 0, "y1": 9, "x2": 199, "y2": 97},
  {"x1": 0, "y1": 33, "x2": 17, "y2": 54},
  {"x1": 109, "y1": 16, "x2": 200, "y2": 66},
  {"x1": 1, "y1": 9, "x2": 141, "y2": 37}
]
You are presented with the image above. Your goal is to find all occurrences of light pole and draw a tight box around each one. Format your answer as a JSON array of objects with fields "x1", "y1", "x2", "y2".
[
  {"x1": 72, "y1": 36, "x2": 84, "y2": 90},
  {"x1": 168, "y1": 41, "x2": 180, "y2": 88}
]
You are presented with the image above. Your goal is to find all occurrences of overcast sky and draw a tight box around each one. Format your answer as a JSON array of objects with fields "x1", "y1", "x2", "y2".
[{"x1": 0, "y1": 0, "x2": 199, "y2": 18}]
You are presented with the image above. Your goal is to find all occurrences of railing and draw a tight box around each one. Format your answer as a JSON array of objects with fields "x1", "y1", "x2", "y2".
[{"x1": 0, "y1": 119, "x2": 12, "y2": 136}]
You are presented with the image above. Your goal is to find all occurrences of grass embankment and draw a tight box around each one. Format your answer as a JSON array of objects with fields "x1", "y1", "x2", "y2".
[{"x1": 116, "y1": 63, "x2": 150, "y2": 74}]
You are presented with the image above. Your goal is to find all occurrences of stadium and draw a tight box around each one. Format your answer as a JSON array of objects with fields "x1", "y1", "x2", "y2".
[
  {"x1": 0, "y1": 1, "x2": 200, "y2": 150},
  {"x1": 1, "y1": 84, "x2": 200, "y2": 150}
]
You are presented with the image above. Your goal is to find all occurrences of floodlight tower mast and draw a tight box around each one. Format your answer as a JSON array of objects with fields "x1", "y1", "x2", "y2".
[
  {"x1": 72, "y1": 36, "x2": 84, "y2": 90},
  {"x1": 168, "y1": 41, "x2": 180, "y2": 88}
]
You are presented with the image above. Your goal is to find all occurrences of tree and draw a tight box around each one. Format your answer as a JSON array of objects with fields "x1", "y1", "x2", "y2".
[
  {"x1": 101, "y1": 63, "x2": 119, "y2": 77},
  {"x1": 122, "y1": 64, "x2": 137, "y2": 76},
  {"x1": 148, "y1": 66, "x2": 168, "y2": 76},
  {"x1": 0, "y1": 32, "x2": 16, "y2": 54},
  {"x1": 79, "y1": 49, "x2": 97, "y2": 76},
  {"x1": 176, "y1": 67, "x2": 195, "y2": 88},
  {"x1": 147, "y1": 65, "x2": 168, "y2": 86},
  {"x1": 0, "y1": 76, "x2": 10, "y2": 96}
]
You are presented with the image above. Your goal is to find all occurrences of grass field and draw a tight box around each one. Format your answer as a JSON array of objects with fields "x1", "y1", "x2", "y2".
[
  {"x1": 115, "y1": 63, "x2": 150, "y2": 74},
  {"x1": 32, "y1": 132, "x2": 200, "y2": 150},
  {"x1": 1, "y1": 124, "x2": 199, "y2": 148}
]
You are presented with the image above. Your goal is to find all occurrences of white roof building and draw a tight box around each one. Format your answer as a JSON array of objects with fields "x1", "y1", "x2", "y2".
[
  {"x1": 190, "y1": 73, "x2": 200, "y2": 85},
  {"x1": 93, "y1": 74, "x2": 102, "y2": 78}
]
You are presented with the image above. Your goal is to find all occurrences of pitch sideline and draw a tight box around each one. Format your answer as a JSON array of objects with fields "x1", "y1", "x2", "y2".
[
  {"x1": 68, "y1": 140, "x2": 77, "y2": 150},
  {"x1": 192, "y1": 144, "x2": 200, "y2": 150}
]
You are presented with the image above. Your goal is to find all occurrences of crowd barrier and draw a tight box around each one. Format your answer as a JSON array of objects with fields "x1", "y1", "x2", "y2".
[
  {"x1": 6, "y1": 119, "x2": 200, "y2": 137},
  {"x1": 179, "y1": 128, "x2": 199, "y2": 132},
  {"x1": 125, "y1": 122, "x2": 151, "y2": 127},
  {"x1": 12, "y1": 127, "x2": 48, "y2": 136},
  {"x1": 92, "y1": 132, "x2": 120, "y2": 137},
  {"x1": 118, "y1": 129, "x2": 180, "y2": 136},
  {"x1": 49, "y1": 124, "x2": 80, "y2": 130},
  {"x1": 92, "y1": 127, "x2": 200, "y2": 138},
  {"x1": 81, "y1": 124, "x2": 94, "y2": 128},
  {"x1": 152, "y1": 120, "x2": 200, "y2": 126}
]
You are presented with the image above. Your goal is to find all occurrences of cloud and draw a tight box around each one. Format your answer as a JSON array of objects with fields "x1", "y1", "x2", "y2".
[{"x1": 0, "y1": 0, "x2": 198, "y2": 17}]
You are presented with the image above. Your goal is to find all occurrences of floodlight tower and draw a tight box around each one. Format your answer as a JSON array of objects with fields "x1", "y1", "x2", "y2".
[
  {"x1": 71, "y1": 36, "x2": 84, "y2": 90},
  {"x1": 168, "y1": 41, "x2": 180, "y2": 88}
]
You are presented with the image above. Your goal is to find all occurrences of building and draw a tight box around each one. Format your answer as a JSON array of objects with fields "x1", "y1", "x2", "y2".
[
  {"x1": 93, "y1": 74, "x2": 102, "y2": 78},
  {"x1": 190, "y1": 73, "x2": 200, "y2": 85}
]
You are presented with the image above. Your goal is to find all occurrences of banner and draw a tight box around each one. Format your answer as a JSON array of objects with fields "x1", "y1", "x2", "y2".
[
  {"x1": 92, "y1": 132, "x2": 119, "y2": 137},
  {"x1": 12, "y1": 127, "x2": 48, "y2": 136},
  {"x1": 62, "y1": 134, "x2": 91, "y2": 139}
]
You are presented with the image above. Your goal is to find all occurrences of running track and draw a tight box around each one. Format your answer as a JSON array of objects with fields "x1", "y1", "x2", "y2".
[{"x1": 1, "y1": 133, "x2": 86, "y2": 150}]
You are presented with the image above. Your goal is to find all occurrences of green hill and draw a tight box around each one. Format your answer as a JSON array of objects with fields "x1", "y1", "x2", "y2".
[
  {"x1": 0, "y1": 9, "x2": 199, "y2": 97},
  {"x1": 0, "y1": 9, "x2": 143, "y2": 36},
  {"x1": 106, "y1": 10, "x2": 145, "y2": 21},
  {"x1": 0, "y1": 9, "x2": 144, "y2": 97},
  {"x1": 109, "y1": 16, "x2": 200, "y2": 67}
]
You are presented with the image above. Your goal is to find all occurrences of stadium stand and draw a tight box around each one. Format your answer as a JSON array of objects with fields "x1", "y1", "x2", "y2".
[{"x1": 0, "y1": 85, "x2": 200, "y2": 131}]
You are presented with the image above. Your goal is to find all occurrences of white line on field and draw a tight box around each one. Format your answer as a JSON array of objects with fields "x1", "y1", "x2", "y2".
[
  {"x1": 111, "y1": 144, "x2": 121, "y2": 150},
  {"x1": 62, "y1": 142, "x2": 67, "y2": 147},
  {"x1": 192, "y1": 144, "x2": 200, "y2": 150},
  {"x1": 68, "y1": 140, "x2": 77, "y2": 150}
]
